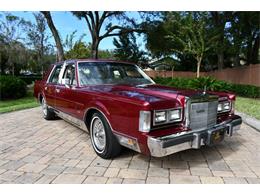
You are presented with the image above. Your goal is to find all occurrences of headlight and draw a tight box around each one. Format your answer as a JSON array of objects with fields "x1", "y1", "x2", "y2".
[
  {"x1": 139, "y1": 111, "x2": 151, "y2": 132},
  {"x1": 218, "y1": 101, "x2": 231, "y2": 113},
  {"x1": 169, "y1": 109, "x2": 181, "y2": 121},
  {"x1": 154, "y1": 108, "x2": 182, "y2": 125},
  {"x1": 154, "y1": 111, "x2": 166, "y2": 123}
]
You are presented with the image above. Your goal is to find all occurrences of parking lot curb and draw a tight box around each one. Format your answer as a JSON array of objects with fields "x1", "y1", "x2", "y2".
[{"x1": 236, "y1": 111, "x2": 260, "y2": 132}]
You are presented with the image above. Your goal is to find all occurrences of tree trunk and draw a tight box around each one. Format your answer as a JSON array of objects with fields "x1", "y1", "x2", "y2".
[
  {"x1": 252, "y1": 35, "x2": 259, "y2": 64},
  {"x1": 196, "y1": 57, "x2": 202, "y2": 78},
  {"x1": 12, "y1": 63, "x2": 14, "y2": 76},
  {"x1": 234, "y1": 54, "x2": 240, "y2": 66},
  {"x1": 0, "y1": 62, "x2": 4, "y2": 75},
  {"x1": 211, "y1": 12, "x2": 225, "y2": 70},
  {"x1": 91, "y1": 38, "x2": 100, "y2": 59},
  {"x1": 41, "y1": 11, "x2": 65, "y2": 62},
  {"x1": 217, "y1": 52, "x2": 224, "y2": 70},
  {"x1": 246, "y1": 33, "x2": 254, "y2": 65},
  {"x1": 171, "y1": 66, "x2": 174, "y2": 79}
]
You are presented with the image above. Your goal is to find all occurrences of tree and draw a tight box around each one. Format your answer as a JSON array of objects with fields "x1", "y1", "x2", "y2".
[
  {"x1": 0, "y1": 35, "x2": 9, "y2": 74},
  {"x1": 229, "y1": 12, "x2": 260, "y2": 65},
  {"x1": 72, "y1": 11, "x2": 139, "y2": 59},
  {"x1": 167, "y1": 12, "x2": 219, "y2": 77},
  {"x1": 63, "y1": 30, "x2": 114, "y2": 60},
  {"x1": 65, "y1": 41, "x2": 91, "y2": 59},
  {"x1": 113, "y1": 32, "x2": 147, "y2": 64},
  {"x1": 210, "y1": 12, "x2": 231, "y2": 70},
  {"x1": 41, "y1": 11, "x2": 65, "y2": 62},
  {"x1": 143, "y1": 12, "x2": 174, "y2": 58},
  {"x1": 0, "y1": 13, "x2": 28, "y2": 75},
  {"x1": 63, "y1": 30, "x2": 86, "y2": 52},
  {"x1": 65, "y1": 41, "x2": 114, "y2": 60},
  {"x1": 26, "y1": 13, "x2": 52, "y2": 73},
  {"x1": 98, "y1": 49, "x2": 114, "y2": 59},
  {"x1": 145, "y1": 12, "x2": 219, "y2": 77}
]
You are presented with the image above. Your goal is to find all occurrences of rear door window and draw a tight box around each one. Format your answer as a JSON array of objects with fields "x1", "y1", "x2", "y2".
[{"x1": 48, "y1": 65, "x2": 62, "y2": 84}]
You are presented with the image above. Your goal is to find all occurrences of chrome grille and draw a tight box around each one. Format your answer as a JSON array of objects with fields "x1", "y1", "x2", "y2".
[{"x1": 189, "y1": 101, "x2": 218, "y2": 131}]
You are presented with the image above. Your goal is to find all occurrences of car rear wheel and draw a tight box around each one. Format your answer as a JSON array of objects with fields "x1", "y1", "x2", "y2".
[
  {"x1": 41, "y1": 97, "x2": 55, "y2": 120},
  {"x1": 90, "y1": 112, "x2": 121, "y2": 159}
]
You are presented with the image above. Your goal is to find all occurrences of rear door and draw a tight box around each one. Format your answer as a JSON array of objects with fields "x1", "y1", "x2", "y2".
[
  {"x1": 44, "y1": 64, "x2": 62, "y2": 108},
  {"x1": 55, "y1": 63, "x2": 80, "y2": 116}
]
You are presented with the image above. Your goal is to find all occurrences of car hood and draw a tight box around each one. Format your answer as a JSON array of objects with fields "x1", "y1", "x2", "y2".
[{"x1": 79, "y1": 84, "x2": 226, "y2": 108}]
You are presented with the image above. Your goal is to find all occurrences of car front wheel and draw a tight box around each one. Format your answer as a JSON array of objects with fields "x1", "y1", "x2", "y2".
[{"x1": 90, "y1": 112, "x2": 121, "y2": 159}]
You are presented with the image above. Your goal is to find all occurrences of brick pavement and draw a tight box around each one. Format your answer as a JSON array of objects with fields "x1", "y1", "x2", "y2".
[{"x1": 0, "y1": 107, "x2": 260, "y2": 184}]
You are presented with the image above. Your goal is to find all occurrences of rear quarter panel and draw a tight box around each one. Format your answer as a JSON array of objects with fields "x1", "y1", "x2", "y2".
[
  {"x1": 34, "y1": 80, "x2": 43, "y2": 100},
  {"x1": 33, "y1": 65, "x2": 53, "y2": 100}
]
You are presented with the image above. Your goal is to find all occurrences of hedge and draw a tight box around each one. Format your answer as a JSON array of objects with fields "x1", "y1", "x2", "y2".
[
  {"x1": 0, "y1": 75, "x2": 27, "y2": 100},
  {"x1": 18, "y1": 75, "x2": 42, "y2": 85},
  {"x1": 154, "y1": 77, "x2": 260, "y2": 98}
]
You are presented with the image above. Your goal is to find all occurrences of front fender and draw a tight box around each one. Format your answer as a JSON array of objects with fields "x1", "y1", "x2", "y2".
[{"x1": 83, "y1": 100, "x2": 113, "y2": 129}]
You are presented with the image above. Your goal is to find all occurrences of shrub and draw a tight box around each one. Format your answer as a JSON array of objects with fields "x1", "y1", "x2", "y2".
[
  {"x1": 232, "y1": 84, "x2": 260, "y2": 98},
  {"x1": 189, "y1": 76, "x2": 216, "y2": 90},
  {"x1": 189, "y1": 77, "x2": 233, "y2": 92},
  {"x1": 155, "y1": 77, "x2": 260, "y2": 98},
  {"x1": 0, "y1": 75, "x2": 27, "y2": 100},
  {"x1": 155, "y1": 77, "x2": 191, "y2": 89},
  {"x1": 19, "y1": 75, "x2": 42, "y2": 85}
]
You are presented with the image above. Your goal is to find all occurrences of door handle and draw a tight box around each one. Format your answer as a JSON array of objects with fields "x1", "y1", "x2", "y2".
[{"x1": 56, "y1": 88, "x2": 60, "y2": 93}]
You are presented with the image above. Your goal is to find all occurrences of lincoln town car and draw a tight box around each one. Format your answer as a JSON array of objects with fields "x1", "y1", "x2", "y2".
[{"x1": 34, "y1": 59, "x2": 242, "y2": 159}]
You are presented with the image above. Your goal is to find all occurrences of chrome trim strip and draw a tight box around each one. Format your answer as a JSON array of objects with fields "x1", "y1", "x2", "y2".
[
  {"x1": 189, "y1": 95, "x2": 218, "y2": 103},
  {"x1": 52, "y1": 108, "x2": 88, "y2": 132}
]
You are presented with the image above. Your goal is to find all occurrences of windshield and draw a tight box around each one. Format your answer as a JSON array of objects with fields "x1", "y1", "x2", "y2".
[{"x1": 78, "y1": 62, "x2": 154, "y2": 86}]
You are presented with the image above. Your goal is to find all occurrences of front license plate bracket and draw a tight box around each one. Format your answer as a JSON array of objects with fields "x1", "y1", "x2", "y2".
[{"x1": 206, "y1": 127, "x2": 226, "y2": 146}]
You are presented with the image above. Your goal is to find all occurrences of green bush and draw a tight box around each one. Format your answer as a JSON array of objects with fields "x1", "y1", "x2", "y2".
[
  {"x1": 0, "y1": 75, "x2": 27, "y2": 100},
  {"x1": 154, "y1": 77, "x2": 191, "y2": 89},
  {"x1": 19, "y1": 75, "x2": 42, "y2": 85},
  {"x1": 155, "y1": 77, "x2": 260, "y2": 98},
  {"x1": 232, "y1": 84, "x2": 260, "y2": 98},
  {"x1": 188, "y1": 77, "x2": 233, "y2": 92}
]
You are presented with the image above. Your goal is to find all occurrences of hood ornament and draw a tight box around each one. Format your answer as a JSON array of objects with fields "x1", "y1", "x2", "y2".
[{"x1": 202, "y1": 85, "x2": 207, "y2": 95}]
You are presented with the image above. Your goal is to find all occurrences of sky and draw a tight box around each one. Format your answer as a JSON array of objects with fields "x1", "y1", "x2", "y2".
[{"x1": 6, "y1": 11, "x2": 145, "y2": 51}]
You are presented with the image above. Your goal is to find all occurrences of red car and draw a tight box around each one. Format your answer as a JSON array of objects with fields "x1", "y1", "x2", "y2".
[{"x1": 34, "y1": 59, "x2": 242, "y2": 159}]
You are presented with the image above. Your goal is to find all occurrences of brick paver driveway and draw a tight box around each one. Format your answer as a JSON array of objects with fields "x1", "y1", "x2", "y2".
[{"x1": 0, "y1": 107, "x2": 260, "y2": 184}]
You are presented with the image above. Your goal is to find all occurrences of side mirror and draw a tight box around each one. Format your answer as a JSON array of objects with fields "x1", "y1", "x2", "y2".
[{"x1": 61, "y1": 78, "x2": 71, "y2": 88}]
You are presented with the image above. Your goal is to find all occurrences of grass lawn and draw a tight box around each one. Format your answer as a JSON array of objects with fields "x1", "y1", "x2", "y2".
[
  {"x1": 236, "y1": 97, "x2": 260, "y2": 120},
  {"x1": 0, "y1": 91, "x2": 39, "y2": 114}
]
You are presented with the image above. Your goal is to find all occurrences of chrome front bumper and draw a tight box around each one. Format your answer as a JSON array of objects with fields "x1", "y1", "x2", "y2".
[{"x1": 147, "y1": 116, "x2": 242, "y2": 157}]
